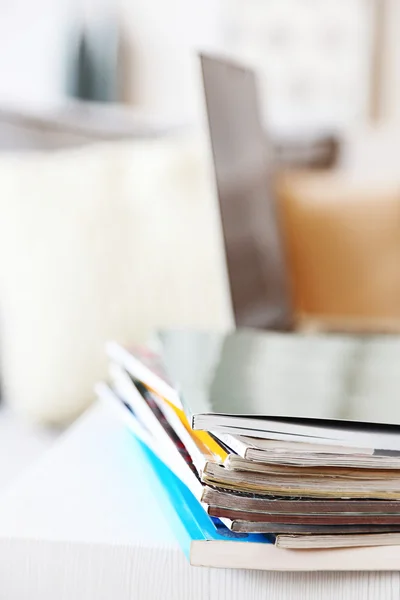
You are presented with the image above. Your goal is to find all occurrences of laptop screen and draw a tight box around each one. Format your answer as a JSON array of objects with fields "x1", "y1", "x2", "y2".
[{"x1": 201, "y1": 54, "x2": 293, "y2": 331}]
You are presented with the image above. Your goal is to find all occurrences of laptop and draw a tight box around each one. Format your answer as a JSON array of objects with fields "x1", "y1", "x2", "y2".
[{"x1": 200, "y1": 54, "x2": 294, "y2": 331}]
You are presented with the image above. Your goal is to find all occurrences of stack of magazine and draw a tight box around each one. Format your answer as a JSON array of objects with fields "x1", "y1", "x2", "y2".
[{"x1": 96, "y1": 328, "x2": 400, "y2": 561}]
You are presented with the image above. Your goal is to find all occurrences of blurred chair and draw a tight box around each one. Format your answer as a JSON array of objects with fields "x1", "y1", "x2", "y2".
[
  {"x1": 276, "y1": 169, "x2": 400, "y2": 333},
  {"x1": 0, "y1": 119, "x2": 232, "y2": 424}
]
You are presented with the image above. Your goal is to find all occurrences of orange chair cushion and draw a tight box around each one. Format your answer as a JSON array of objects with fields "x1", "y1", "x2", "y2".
[{"x1": 276, "y1": 171, "x2": 400, "y2": 324}]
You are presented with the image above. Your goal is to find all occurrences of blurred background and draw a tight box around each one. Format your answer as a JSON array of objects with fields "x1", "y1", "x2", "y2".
[
  {"x1": 0, "y1": 0, "x2": 399, "y2": 490},
  {"x1": 1, "y1": 0, "x2": 399, "y2": 136}
]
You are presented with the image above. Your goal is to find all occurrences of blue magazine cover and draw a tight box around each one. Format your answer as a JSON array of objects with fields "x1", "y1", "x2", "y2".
[
  {"x1": 134, "y1": 433, "x2": 275, "y2": 559},
  {"x1": 98, "y1": 380, "x2": 275, "y2": 559}
]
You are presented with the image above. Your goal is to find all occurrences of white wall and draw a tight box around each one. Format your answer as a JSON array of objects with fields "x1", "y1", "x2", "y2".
[
  {"x1": 118, "y1": 0, "x2": 223, "y2": 123},
  {"x1": 117, "y1": 0, "x2": 375, "y2": 131},
  {"x1": 377, "y1": 0, "x2": 400, "y2": 122},
  {"x1": 222, "y1": 0, "x2": 373, "y2": 133},
  {"x1": 0, "y1": 0, "x2": 71, "y2": 108}
]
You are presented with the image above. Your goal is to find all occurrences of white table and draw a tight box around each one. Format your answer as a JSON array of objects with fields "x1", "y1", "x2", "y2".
[
  {"x1": 0, "y1": 405, "x2": 59, "y2": 491},
  {"x1": 0, "y1": 402, "x2": 398, "y2": 600}
]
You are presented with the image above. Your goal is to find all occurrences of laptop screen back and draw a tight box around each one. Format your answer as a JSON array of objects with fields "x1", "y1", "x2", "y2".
[{"x1": 200, "y1": 54, "x2": 293, "y2": 330}]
